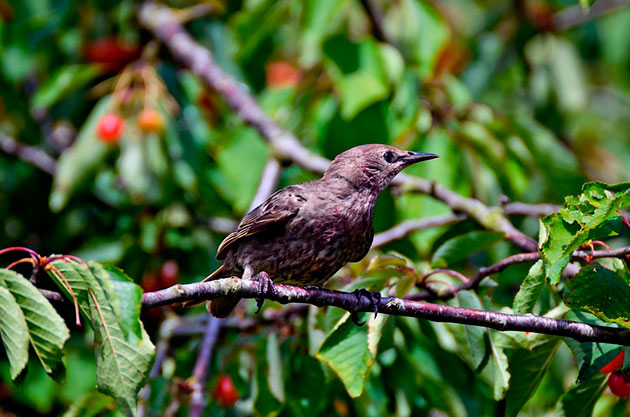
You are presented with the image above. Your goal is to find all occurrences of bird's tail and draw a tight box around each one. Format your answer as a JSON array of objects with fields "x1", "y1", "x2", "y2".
[
  {"x1": 208, "y1": 296, "x2": 240, "y2": 318},
  {"x1": 203, "y1": 265, "x2": 241, "y2": 317},
  {"x1": 202, "y1": 264, "x2": 227, "y2": 282}
]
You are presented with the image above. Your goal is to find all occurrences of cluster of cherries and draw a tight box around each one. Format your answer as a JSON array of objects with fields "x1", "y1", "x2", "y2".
[
  {"x1": 601, "y1": 350, "x2": 630, "y2": 397},
  {"x1": 96, "y1": 109, "x2": 163, "y2": 144}
]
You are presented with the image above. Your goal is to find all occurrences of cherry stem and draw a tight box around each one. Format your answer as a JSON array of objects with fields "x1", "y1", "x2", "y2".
[{"x1": 6, "y1": 257, "x2": 35, "y2": 270}]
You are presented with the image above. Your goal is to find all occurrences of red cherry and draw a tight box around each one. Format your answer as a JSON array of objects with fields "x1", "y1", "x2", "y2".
[
  {"x1": 97, "y1": 114, "x2": 125, "y2": 143},
  {"x1": 159, "y1": 259, "x2": 179, "y2": 287},
  {"x1": 265, "y1": 61, "x2": 301, "y2": 89},
  {"x1": 608, "y1": 372, "x2": 630, "y2": 398},
  {"x1": 85, "y1": 38, "x2": 141, "y2": 71},
  {"x1": 213, "y1": 375, "x2": 239, "y2": 408},
  {"x1": 601, "y1": 350, "x2": 625, "y2": 374}
]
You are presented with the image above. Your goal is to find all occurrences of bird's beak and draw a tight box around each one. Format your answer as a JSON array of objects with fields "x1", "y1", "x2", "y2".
[{"x1": 400, "y1": 151, "x2": 439, "y2": 166}]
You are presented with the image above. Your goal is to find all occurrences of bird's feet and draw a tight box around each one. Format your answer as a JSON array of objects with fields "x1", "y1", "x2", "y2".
[
  {"x1": 350, "y1": 288, "x2": 382, "y2": 327},
  {"x1": 254, "y1": 271, "x2": 276, "y2": 314}
]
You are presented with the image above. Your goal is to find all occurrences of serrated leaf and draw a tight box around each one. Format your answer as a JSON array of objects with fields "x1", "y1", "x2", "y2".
[
  {"x1": 563, "y1": 262, "x2": 630, "y2": 328},
  {"x1": 483, "y1": 333, "x2": 510, "y2": 400},
  {"x1": 432, "y1": 231, "x2": 503, "y2": 266},
  {"x1": 32, "y1": 64, "x2": 99, "y2": 109},
  {"x1": 513, "y1": 260, "x2": 545, "y2": 315},
  {"x1": 554, "y1": 375, "x2": 607, "y2": 417},
  {"x1": 47, "y1": 259, "x2": 155, "y2": 416},
  {"x1": 316, "y1": 312, "x2": 386, "y2": 397},
  {"x1": 50, "y1": 95, "x2": 115, "y2": 212},
  {"x1": 505, "y1": 336, "x2": 560, "y2": 417},
  {"x1": 0, "y1": 269, "x2": 69, "y2": 380},
  {"x1": 541, "y1": 181, "x2": 630, "y2": 284},
  {"x1": 0, "y1": 284, "x2": 29, "y2": 379}
]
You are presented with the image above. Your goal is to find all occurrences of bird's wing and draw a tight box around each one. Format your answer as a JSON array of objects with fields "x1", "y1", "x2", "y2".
[{"x1": 216, "y1": 186, "x2": 307, "y2": 260}]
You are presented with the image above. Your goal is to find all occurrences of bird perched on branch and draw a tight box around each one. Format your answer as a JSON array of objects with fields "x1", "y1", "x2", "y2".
[{"x1": 204, "y1": 144, "x2": 438, "y2": 323}]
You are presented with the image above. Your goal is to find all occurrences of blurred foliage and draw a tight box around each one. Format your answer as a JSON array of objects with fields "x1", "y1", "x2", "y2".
[{"x1": 1, "y1": 0, "x2": 630, "y2": 416}]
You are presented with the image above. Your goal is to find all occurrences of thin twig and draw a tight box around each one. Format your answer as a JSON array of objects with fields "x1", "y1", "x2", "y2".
[
  {"x1": 248, "y1": 157, "x2": 282, "y2": 212},
  {"x1": 502, "y1": 202, "x2": 560, "y2": 217},
  {"x1": 371, "y1": 214, "x2": 466, "y2": 249},
  {"x1": 138, "y1": 2, "x2": 538, "y2": 253},
  {"x1": 201, "y1": 217, "x2": 239, "y2": 234},
  {"x1": 0, "y1": 130, "x2": 56, "y2": 175},
  {"x1": 411, "y1": 246, "x2": 630, "y2": 301},
  {"x1": 189, "y1": 316, "x2": 222, "y2": 417},
  {"x1": 140, "y1": 277, "x2": 630, "y2": 345},
  {"x1": 554, "y1": 0, "x2": 630, "y2": 31}
]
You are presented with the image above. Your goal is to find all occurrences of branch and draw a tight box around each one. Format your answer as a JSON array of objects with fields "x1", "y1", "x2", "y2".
[
  {"x1": 412, "y1": 252, "x2": 541, "y2": 301},
  {"x1": 371, "y1": 213, "x2": 466, "y2": 249},
  {"x1": 0, "y1": 130, "x2": 56, "y2": 175},
  {"x1": 502, "y1": 202, "x2": 560, "y2": 217},
  {"x1": 138, "y1": 2, "x2": 538, "y2": 253},
  {"x1": 411, "y1": 246, "x2": 630, "y2": 301},
  {"x1": 554, "y1": 0, "x2": 630, "y2": 31},
  {"x1": 141, "y1": 277, "x2": 630, "y2": 345},
  {"x1": 189, "y1": 316, "x2": 221, "y2": 417},
  {"x1": 248, "y1": 156, "x2": 282, "y2": 211}
]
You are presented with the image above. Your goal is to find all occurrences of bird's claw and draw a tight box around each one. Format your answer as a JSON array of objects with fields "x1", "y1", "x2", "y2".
[
  {"x1": 351, "y1": 311, "x2": 366, "y2": 327},
  {"x1": 351, "y1": 288, "x2": 382, "y2": 326},
  {"x1": 255, "y1": 271, "x2": 276, "y2": 314}
]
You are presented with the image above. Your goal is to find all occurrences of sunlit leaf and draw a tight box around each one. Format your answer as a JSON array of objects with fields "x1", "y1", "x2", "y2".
[
  {"x1": 541, "y1": 181, "x2": 630, "y2": 284},
  {"x1": 316, "y1": 312, "x2": 386, "y2": 397}
]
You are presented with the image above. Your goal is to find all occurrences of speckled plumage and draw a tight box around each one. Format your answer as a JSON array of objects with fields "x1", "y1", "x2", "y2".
[{"x1": 206, "y1": 144, "x2": 438, "y2": 317}]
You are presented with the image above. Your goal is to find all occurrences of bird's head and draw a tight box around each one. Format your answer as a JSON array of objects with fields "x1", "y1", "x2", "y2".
[{"x1": 324, "y1": 144, "x2": 438, "y2": 193}]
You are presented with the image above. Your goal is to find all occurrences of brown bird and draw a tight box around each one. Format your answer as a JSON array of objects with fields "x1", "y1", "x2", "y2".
[{"x1": 204, "y1": 144, "x2": 438, "y2": 320}]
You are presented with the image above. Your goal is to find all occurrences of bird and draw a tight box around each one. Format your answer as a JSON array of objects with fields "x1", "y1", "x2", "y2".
[{"x1": 203, "y1": 144, "x2": 438, "y2": 321}]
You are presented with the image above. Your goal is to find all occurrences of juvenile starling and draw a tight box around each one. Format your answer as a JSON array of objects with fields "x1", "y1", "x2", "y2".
[{"x1": 204, "y1": 144, "x2": 438, "y2": 319}]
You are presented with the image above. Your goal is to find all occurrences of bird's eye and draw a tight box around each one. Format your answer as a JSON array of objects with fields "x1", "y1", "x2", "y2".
[{"x1": 382, "y1": 151, "x2": 395, "y2": 163}]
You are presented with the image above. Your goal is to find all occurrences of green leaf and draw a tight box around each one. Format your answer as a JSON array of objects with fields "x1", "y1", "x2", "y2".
[
  {"x1": 62, "y1": 391, "x2": 118, "y2": 417},
  {"x1": 505, "y1": 336, "x2": 561, "y2": 417},
  {"x1": 432, "y1": 231, "x2": 503, "y2": 266},
  {"x1": 563, "y1": 262, "x2": 630, "y2": 328},
  {"x1": 0, "y1": 285, "x2": 29, "y2": 380},
  {"x1": 554, "y1": 375, "x2": 607, "y2": 417},
  {"x1": 32, "y1": 64, "x2": 100, "y2": 109},
  {"x1": 316, "y1": 312, "x2": 386, "y2": 397},
  {"x1": 541, "y1": 181, "x2": 630, "y2": 284},
  {"x1": 481, "y1": 333, "x2": 511, "y2": 400},
  {"x1": 266, "y1": 332, "x2": 285, "y2": 403},
  {"x1": 513, "y1": 260, "x2": 545, "y2": 315},
  {"x1": 457, "y1": 290, "x2": 487, "y2": 370},
  {"x1": 384, "y1": 0, "x2": 450, "y2": 78},
  {"x1": 210, "y1": 127, "x2": 269, "y2": 213},
  {"x1": 323, "y1": 37, "x2": 390, "y2": 119},
  {"x1": 338, "y1": 72, "x2": 389, "y2": 120},
  {"x1": 0, "y1": 269, "x2": 69, "y2": 380},
  {"x1": 50, "y1": 95, "x2": 115, "y2": 212},
  {"x1": 301, "y1": 0, "x2": 348, "y2": 66},
  {"x1": 47, "y1": 260, "x2": 155, "y2": 416}
]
